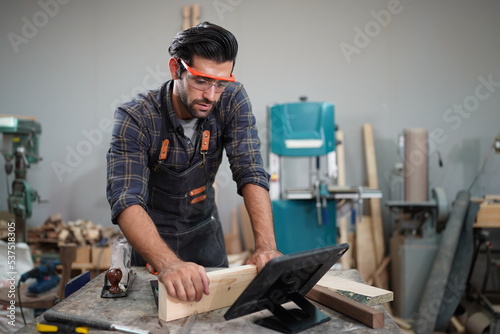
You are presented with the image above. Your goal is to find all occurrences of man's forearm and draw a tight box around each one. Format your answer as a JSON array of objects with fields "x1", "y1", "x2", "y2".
[
  {"x1": 117, "y1": 204, "x2": 179, "y2": 270},
  {"x1": 241, "y1": 183, "x2": 277, "y2": 250}
]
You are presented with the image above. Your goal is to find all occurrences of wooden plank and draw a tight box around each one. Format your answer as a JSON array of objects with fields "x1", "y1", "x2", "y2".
[
  {"x1": 476, "y1": 203, "x2": 500, "y2": 223},
  {"x1": 158, "y1": 265, "x2": 257, "y2": 321},
  {"x1": 306, "y1": 285, "x2": 384, "y2": 329},
  {"x1": 474, "y1": 221, "x2": 500, "y2": 228},
  {"x1": 59, "y1": 243, "x2": 77, "y2": 300},
  {"x1": 316, "y1": 271, "x2": 393, "y2": 306},
  {"x1": 336, "y1": 131, "x2": 346, "y2": 190},
  {"x1": 484, "y1": 194, "x2": 500, "y2": 201},
  {"x1": 356, "y1": 216, "x2": 378, "y2": 283},
  {"x1": 182, "y1": 5, "x2": 191, "y2": 30},
  {"x1": 335, "y1": 130, "x2": 353, "y2": 270},
  {"x1": 362, "y1": 123, "x2": 385, "y2": 265},
  {"x1": 191, "y1": 4, "x2": 200, "y2": 26},
  {"x1": 362, "y1": 123, "x2": 389, "y2": 289}
]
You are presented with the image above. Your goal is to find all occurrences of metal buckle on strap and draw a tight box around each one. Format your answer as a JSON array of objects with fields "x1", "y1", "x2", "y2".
[
  {"x1": 200, "y1": 130, "x2": 210, "y2": 167},
  {"x1": 153, "y1": 139, "x2": 170, "y2": 172}
]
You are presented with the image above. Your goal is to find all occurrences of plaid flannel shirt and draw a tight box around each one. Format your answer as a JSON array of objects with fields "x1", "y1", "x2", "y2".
[{"x1": 106, "y1": 80, "x2": 270, "y2": 223}]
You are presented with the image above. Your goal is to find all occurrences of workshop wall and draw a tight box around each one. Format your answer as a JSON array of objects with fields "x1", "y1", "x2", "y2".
[{"x1": 1, "y1": 0, "x2": 499, "y2": 238}]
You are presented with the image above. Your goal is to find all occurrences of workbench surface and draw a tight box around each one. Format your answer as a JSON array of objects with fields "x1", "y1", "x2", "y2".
[{"x1": 17, "y1": 267, "x2": 401, "y2": 333}]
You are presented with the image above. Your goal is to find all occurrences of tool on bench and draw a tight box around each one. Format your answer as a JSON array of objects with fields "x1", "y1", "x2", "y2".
[
  {"x1": 20, "y1": 259, "x2": 61, "y2": 296},
  {"x1": 179, "y1": 312, "x2": 197, "y2": 334},
  {"x1": 101, "y1": 236, "x2": 136, "y2": 298},
  {"x1": 37, "y1": 320, "x2": 89, "y2": 334},
  {"x1": 42, "y1": 310, "x2": 150, "y2": 334}
]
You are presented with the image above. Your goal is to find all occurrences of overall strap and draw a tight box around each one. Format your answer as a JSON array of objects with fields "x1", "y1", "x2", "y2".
[{"x1": 150, "y1": 83, "x2": 173, "y2": 171}]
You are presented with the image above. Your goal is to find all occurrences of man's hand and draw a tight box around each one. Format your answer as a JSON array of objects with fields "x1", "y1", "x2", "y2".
[
  {"x1": 246, "y1": 247, "x2": 283, "y2": 272},
  {"x1": 157, "y1": 259, "x2": 210, "y2": 302}
]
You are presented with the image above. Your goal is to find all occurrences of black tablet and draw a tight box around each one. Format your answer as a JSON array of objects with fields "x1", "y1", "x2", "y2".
[{"x1": 224, "y1": 243, "x2": 349, "y2": 333}]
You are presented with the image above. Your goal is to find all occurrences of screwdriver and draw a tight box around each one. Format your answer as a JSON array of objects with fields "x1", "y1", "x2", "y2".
[
  {"x1": 37, "y1": 320, "x2": 89, "y2": 333},
  {"x1": 43, "y1": 310, "x2": 149, "y2": 334}
]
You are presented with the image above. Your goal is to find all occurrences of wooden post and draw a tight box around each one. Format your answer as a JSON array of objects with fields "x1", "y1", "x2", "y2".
[
  {"x1": 58, "y1": 243, "x2": 77, "y2": 299},
  {"x1": 336, "y1": 130, "x2": 353, "y2": 269},
  {"x1": 182, "y1": 5, "x2": 191, "y2": 30},
  {"x1": 362, "y1": 124, "x2": 389, "y2": 289},
  {"x1": 362, "y1": 124, "x2": 384, "y2": 265},
  {"x1": 191, "y1": 4, "x2": 200, "y2": 27},
  {"x1": 356, "y1": 216, "x2": 377, "y2": 283}
]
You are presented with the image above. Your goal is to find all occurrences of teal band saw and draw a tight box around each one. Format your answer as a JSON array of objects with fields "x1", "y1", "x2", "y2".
[{"x1": 267, "y1": 100, "x2": 381, "y2": 255}]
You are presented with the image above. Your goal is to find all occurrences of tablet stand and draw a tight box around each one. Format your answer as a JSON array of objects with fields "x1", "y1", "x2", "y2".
[{"x1": 256, "y1": 291, "x2": 330, "y2": 334}]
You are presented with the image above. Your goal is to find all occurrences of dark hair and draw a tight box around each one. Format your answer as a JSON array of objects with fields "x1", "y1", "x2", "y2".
[{"x1": 169, "y1": 22, "x2": 238, "y2": 76}]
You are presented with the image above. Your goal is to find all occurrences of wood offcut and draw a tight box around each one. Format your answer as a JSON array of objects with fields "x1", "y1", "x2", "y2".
[{"x1": 306, "y1": 285, "x2": 384, "y2": 329}]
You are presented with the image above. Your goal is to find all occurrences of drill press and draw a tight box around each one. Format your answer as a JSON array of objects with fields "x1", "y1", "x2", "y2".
[{"x1": 0, "y1": 115, "x2": 42, "y2": 242}]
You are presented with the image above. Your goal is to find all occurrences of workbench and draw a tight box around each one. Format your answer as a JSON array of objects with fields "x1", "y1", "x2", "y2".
[
  {"x1": 16, "y1": 267, "x2": 401, "y2": 333},
  {"x1": 466, "y1": 221, "x2": 500, "y2": 333}
]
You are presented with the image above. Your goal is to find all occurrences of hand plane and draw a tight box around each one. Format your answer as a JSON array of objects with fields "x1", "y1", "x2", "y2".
[{"x1": 101, "y1": 236, "x2": 136, "y2": 298}]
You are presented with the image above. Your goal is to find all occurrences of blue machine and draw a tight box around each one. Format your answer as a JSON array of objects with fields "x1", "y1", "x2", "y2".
[
  {"x1": 20, "y1": 259, "x2": 61, "y2": 295},
  {"x1": 268, "y1": 101, "x2": 338, "y2": 254}
]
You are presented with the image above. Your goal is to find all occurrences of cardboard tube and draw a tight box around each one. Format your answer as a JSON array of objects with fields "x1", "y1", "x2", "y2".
[{"x1": 404, "y1": 128, "x2": 428, "y2": 201}]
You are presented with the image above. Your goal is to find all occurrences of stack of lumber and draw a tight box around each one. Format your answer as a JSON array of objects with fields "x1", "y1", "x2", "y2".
[
  {"x1": 27, "y1": 214, "x2": 121, "y2": 254},
  {"x1": 25, "y1": 214, "x2": 122, "y2": 273}
]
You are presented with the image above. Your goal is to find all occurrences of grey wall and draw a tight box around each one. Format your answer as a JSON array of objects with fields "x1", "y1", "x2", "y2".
[{"x1": 1, "y1": 0, "x2": 499, "y2": 239}]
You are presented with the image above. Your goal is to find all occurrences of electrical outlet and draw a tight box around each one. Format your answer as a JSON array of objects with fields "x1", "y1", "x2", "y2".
[{"x1": 495, "y1": 135, "x2": 500, "y2": 153}]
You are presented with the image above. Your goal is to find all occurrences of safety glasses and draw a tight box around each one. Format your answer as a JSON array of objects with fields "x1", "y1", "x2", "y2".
[{"x1": 179, "y1": 59, "x2": 235, "y2": 93}]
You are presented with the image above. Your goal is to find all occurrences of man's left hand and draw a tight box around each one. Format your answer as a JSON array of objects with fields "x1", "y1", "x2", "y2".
[{"x1": 246, "y1": 248, "x2": 283, "y2": 272}]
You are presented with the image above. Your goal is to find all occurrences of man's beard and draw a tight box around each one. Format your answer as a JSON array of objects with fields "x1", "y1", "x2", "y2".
[{"x1": 179, "y1": 88, "x2": 215, "y2": 119}]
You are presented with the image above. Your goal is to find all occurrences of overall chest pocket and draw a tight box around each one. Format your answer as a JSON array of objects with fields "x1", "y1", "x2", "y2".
[{"x1": 148, "y1": 163, "x2": 214, "y2": 223}]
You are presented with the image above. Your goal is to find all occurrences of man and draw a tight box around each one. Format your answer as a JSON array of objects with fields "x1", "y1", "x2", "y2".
[{"x1": 106, "y1": 22, "x2": 282, "y2": 303}]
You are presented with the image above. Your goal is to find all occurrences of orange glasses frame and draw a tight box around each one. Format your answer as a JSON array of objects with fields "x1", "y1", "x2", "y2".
[{"x1": 179, "y1": 59, "x2": 235, "y2": 82}]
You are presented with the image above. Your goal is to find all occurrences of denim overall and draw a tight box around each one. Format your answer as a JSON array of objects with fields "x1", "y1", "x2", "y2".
[{"x1": 131, "y1": 84, "x2": 228, "y2": 268}]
